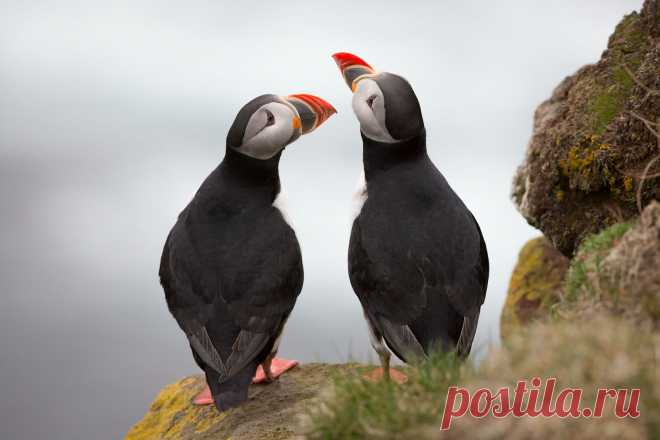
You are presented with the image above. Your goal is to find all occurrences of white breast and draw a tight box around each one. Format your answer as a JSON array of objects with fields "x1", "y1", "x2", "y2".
[
  {"x1": 273, "y1": 186, "x2": 295, "y2": 231},
  {"x1": 350, "y1": 169, "x2": 368, "y2": 221}
]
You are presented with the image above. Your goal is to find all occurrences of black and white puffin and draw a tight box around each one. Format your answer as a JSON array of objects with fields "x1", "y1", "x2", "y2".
[
  {"x1": 159, "y1": 93, "x2": 336, "y2": 411},
  {"x1": 332, "y1": 52, "x2": 489, "y2": 380}
]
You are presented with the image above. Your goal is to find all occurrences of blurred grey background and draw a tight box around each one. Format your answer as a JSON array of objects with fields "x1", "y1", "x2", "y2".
[{"x1": 0, "y1": 1, "x2": 640, "y2": 439}]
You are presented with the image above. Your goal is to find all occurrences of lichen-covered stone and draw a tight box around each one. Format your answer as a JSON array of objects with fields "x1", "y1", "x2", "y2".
[
  {"x1": 512, "y1": 0, "x2": 659, "y2": 255},
  {"x1": 126, "y1": 364, "x2": 353, "y2": 440},
  {"x1": 500, "y1": 237, "x2": 569, "y2": 340},
  {"x1": 602, "y1": 201, "x2": 660, "y2": 324},
  {"x1": 125, "y1": 376, "x2": 225, "y2": 440},
  {"x1": 559, "y1": 201, "x2": 660, "y2": 328},
  {"x1": 562, "y1": 221, "x2": 634, "y2": 300}
]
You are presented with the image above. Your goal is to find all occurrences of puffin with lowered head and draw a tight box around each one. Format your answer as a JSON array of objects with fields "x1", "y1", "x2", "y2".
[
  {"x1": 159, "y1": 93, "x2": 336, "y2": 411},
  {"x1": 332, "y1": 52, "x2": 489, "y2": 380}
]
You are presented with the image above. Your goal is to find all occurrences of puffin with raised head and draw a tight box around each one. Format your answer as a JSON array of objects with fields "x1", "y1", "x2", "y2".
[
  {"x1": 332, "y1": 52, "x2": 489, "y2": 381},
  {"x1": 159, "y1": 93, "x2": 336, "y2": 411}
]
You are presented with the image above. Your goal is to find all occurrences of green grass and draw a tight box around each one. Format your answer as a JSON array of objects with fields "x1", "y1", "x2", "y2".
[
  {"x1": 305, "y1": 352, "x2": 464, "y2": 439},
  {"x1": 306, "y1": 317, "x2": 660, "y2": 439},
  {"x1": 564, "y1": 221, "x2": 634, "y2": 300},
  {"x1": 579, "y1": 221, "x2": 633, "y2": 254}
]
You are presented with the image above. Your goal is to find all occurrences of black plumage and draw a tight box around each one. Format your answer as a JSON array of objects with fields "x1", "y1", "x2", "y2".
[
  {"x1": 159, "y1": 146, "x2": 303, "y2": 411},
  {"x1": 159, "y1": 92, "x2": 335, "y2": 410},
  {"x1": 349, "y1": 133, "x2": 488, "y2": 361},
  {"x1": 346, "y1": 71, "x2": 489, "y2": 366}
]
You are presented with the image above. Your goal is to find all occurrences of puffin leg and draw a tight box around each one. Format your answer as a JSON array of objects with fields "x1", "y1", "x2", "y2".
[
  {"x1": 363, "y1": 315, "x2": 408, "y2": 384},
  {"x1": 192, "y1": 368, "x2": 219, "y2": 406},
  {"x1": 379, "y1": 349, "x2": 391, "y2": 381},
  {"x1": 253, "y1": 356, "x2": 299, "y2": 384},
  {"x1": 261, "y1": 353, "x2": 276, "y2": 383},
  {"x1": 365, "y1": 351, "x2": 407, "y2": 384},
  {"x1": 193, "y1": 384, "x2": 214, "y2": 405}
]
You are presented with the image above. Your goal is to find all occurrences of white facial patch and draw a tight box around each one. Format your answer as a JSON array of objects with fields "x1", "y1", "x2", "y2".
[
  {"x1": 352, "y1": 79, "x2": 396, "y2": 143},
  {"x1": 239, "y1": 102, "x2": 298, "y2": 159}
]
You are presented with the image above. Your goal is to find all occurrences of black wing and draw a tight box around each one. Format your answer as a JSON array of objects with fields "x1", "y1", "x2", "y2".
[
  {"x1": 160, "y1": 203, "x2": 303, "y2": 383},
  {"x1": 455, "y1": 213, "x2": 488, "y2": 357}
]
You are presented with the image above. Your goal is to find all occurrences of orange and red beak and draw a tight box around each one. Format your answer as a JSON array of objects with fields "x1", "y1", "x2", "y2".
[
  {"x1": 285, "y1": 94, "x2": 337, "y2": 134},
  {"x1": 332, "y1": 52, "x2": 376, "y2": 91}
]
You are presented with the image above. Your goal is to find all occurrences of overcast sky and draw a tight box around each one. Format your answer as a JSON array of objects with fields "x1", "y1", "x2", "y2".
[{"x1": 0, "y1": 1, "x2": 641, "y2": 439}]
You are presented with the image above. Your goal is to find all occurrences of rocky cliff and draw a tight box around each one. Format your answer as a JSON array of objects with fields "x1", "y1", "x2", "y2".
[
  {"x1": 502, "y1": 201, "x2": 660, "y2": 339},
  {"x1": 512, "y1": 0, "x2": 659, "y2": 255}
]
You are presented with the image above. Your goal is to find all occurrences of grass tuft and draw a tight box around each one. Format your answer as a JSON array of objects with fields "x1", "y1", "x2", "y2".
[
  {"x1": 306, "y1": 317, "x2": 659, "y2": 439},
  {"x1": 563, "y1": 220, "x2": 634, "y2": 300},
  {"x1": 305, "y1": 352, "x2": 464, "y2": 439}
]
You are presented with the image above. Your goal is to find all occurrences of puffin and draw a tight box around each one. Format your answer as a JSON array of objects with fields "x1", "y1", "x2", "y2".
[
  {"x1": 159, "y1": 93, "x2": 336, "y2": 411},
  {"x1": 332, "y1": 52, "x2": 489, "y2": 380}
]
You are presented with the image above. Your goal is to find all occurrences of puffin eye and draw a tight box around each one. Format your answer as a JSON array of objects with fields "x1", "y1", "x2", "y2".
[
  {"x1": 366, "y1": 95, "x2": 377, "y2": 109},
  {"x1": 264, "y1": 109, "x2": 275, "y2": 126}
]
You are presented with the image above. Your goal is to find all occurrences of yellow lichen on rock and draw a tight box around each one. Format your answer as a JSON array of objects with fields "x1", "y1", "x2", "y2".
[
  {"x1": 500, "y1": 237, "x2": 569, "y2": 340},
  {"x1": 126, "y1": 376, "x2": 224, "y2": 440},
  {"x1": 125, "y1": 364, "x2": 352, "y2": 440}
]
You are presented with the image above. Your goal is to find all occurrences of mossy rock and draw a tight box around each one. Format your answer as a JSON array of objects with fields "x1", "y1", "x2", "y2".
[
  {"x1": 560, "y1": 201, "x2": 660, "y2": 328},
  {"x1": 563, "y1": 221, "x2": 634, "y2": 301},
  {"x1": 602, "y1": 201, "x2": 660, "y2": 322},
  {"x1": 500, "y1": 237, "x2": 569, "y2": 340},
  {"x1": 512, "y1": 0, "x2": 659, "y2": 255},
  {"x1": 125, "y1": 363, "x2": 356, "y2": 440}
]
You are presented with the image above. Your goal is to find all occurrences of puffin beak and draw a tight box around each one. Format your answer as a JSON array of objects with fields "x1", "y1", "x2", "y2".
[
  {"x1": 285, "y1": 94, "x2": 337, "y2": 135},
  {"x1": 332, "y1": 52, "x2": 375, "y2": 92}
]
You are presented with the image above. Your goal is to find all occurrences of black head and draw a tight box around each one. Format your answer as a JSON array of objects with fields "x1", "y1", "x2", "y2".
[
  {"x1": 332, "y1": 52, "x2": 424, "y2": 143},
  {"x1": 226, "y1": 93, "x2": 336, "y2": 160}
]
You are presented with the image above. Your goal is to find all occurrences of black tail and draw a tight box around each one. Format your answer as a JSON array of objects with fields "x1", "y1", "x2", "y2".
[{"x1": 204, "y1": 361, "x2": 259, "y2": 412}]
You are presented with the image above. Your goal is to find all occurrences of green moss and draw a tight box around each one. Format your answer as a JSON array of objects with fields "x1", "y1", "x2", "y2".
[
  {"x1": 610, "y1": 13, "x2": 646, "y2": 67},
  {"x1": 587, "y1": 12, "x2": 648, "y2": 135},
  {"x1": 579, "y1": 221, "x2": 633, "y2": 253},
  {"x1": 564, "y1": 259, "x2": 588, "y2": 301},
  {"x1": 563, "y1": 221, "x2": 634, "y2": 300},
  {"x1": 589, "y1": 87, "x2": 625, "y2": 134},
  {"x1": 588, "y1": 67, "x2": 635, "y2": 135},
  {"x1": 612, "y1": 66, "x2": 634, "y2": 89}
]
